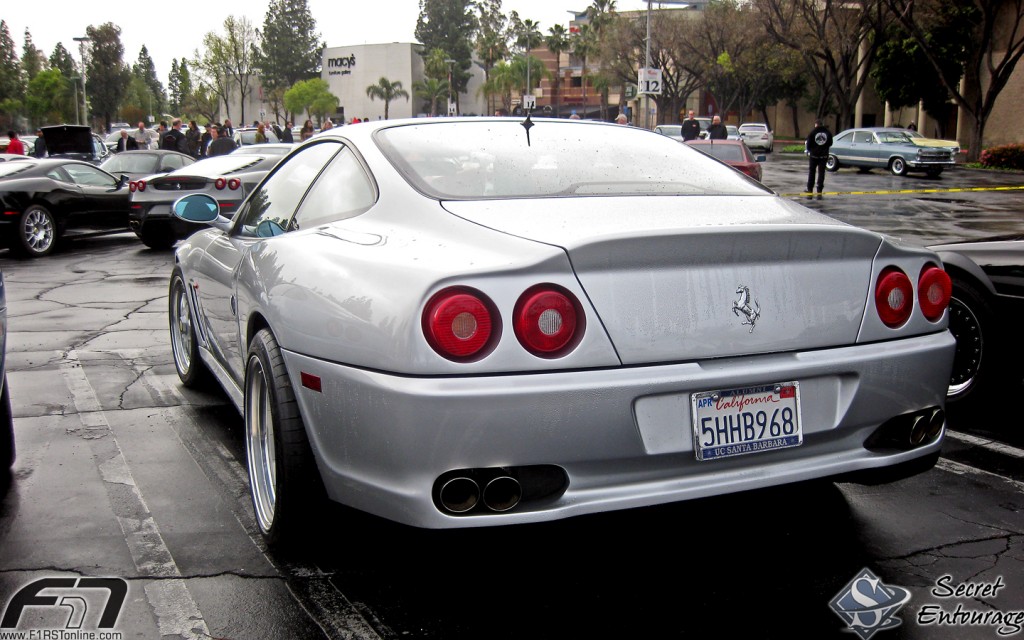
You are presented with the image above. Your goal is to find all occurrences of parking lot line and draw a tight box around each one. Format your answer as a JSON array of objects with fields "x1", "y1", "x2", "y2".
[
  {"x1": 781, "y1": 185, "x2": 1024, "y2": 197},
  {"x1": 945, "y1": 430, "x2": 1024, "y2": 460}
]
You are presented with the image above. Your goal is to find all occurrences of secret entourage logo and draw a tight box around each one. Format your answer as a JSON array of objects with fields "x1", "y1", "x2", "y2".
[
  {"x1": 918, "y1": 574, "x2": 1024, "y2": 636},
  {"x1": 829, "y1": 568, "x2": 911, "y2": 639}
]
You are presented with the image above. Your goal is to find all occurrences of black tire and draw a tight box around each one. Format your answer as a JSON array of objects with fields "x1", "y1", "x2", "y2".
[
  {"x1": 825, "y1": 155, "x2": 839, "y2": 172},
  {"x1": 168, "y1": 269, "x2": 213, "y2": 388},
  {"x1": 945, "y1": 275, "x2": 1006, "y2": 417},
  {"x1": 140, "y1": 224, "x2": 177, "y2": 250},
  {"x1": 13, "y1": 205, "x2": 58, "y2": 257},
  {"x1": 245, "y1": 328, "x2": 322, "y2": 546},
  {"x1": 889, "y1": 157, "x2": 908, "y2": 176},
  {"x1": 0, "y1": 375, "x2": 13, "y2": 470}
]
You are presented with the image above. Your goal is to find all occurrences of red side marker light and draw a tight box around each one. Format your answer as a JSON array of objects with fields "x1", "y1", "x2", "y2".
[{"x1": 300, "y1": 372, "x2": 322, "y2": 392}]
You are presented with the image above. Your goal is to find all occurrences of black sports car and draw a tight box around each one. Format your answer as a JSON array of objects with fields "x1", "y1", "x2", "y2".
[
  {"x1": 99, "y1": 149, "x2": 196, "y2": 181},
  {"x1": 929, "y1": 235, "x2": 1024, "y2": 417},
  {"x1": 0, "y1": 158, "x2": 131, "y2": 257},
  {"x1": 128, "y1": 153, "x2": 284, "y2": 249}
]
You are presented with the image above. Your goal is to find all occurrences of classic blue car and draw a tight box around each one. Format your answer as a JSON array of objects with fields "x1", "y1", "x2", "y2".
[{"x1": 826, "y1": 127, "x2": 959, "y2": 177}]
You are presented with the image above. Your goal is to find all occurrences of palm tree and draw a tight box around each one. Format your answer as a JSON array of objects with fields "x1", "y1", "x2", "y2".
[
  {"x1": 546, "y1": 25, "x2": 571, "y2": 117},
  {"x1": 479, "y1": 61, "x2": 518, "y2": 114},
  {"x1": 413, "y1": 77, "x2": 449, "y2": 116},
  {"x1": 572, "y1": 23, "x2": 597, "y2": 118},
  {"x1": 516, "y1": 19, "x2": 544, "y2": 111},
  {"x1": 365, "y1": 77, "x2": 410, "y2": 120}
]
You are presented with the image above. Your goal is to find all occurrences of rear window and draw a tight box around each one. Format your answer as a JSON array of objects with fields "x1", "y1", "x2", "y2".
[
  {"x1": 696, "y1": 144, "x2": 746, "y2": 162},
  {"x1": 189, "y1": 155, "x2": 267, "y2": 175},
  {"x1": 739, "y1": 124, "x2": 768, "y2": 133},
  {"x1": 0, "y1": 162, "x2": 31, "y2": 177},
  {"x1": 102, "y1": 154, "x2": 158, "y2": 173},
  {"x1": 375, "y1": 120, "x2": 768, "y2": 200}
]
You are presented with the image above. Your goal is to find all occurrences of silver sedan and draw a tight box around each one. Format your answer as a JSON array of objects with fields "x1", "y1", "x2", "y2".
[{"x1": 166, "y1": 117, "x2": 956, "y2": 545}]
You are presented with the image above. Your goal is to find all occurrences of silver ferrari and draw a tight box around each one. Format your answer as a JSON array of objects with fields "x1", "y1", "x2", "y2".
[{"x1": 167, "y1": 117, "x2": 956, "y2": 545}]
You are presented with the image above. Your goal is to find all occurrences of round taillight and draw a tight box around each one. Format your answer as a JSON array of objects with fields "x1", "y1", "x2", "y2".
[
  {"x1": 228, "y1": 178, "x2": 241, "y2": 190},
  {"x1": 215, "y1": 177, "x2": 227, "y2": 190},
  {"x1": 875, "y1": 267, "x2": 914, "y2": 328},
  {"x1": 514, "y1": 285, "x2": 583, "y2": 357},
  {"x1": 136, "y1": 180, "x2": 145, "y2": 192},
  {"x1": 129, "y1": 181, "x2": 137, "y2": 193},
  {"x1": 422, "y1": 288, "x2": 498, "y2": 361},
  {"x1": 918, "y1": 264, "x2": 951, "y2": 322}
]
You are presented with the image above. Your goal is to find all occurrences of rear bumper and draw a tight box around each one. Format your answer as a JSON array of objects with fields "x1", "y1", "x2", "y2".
[{"x1": 282, "y1": 330, "x2": 955, "y2": 529}]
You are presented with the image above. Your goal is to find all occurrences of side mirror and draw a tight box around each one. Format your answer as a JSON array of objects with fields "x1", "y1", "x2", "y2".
[
  {"x1": 172, "y1": 194, "x2": 220, "y2": 223},
  {"x1": 117, "y1": 175, "x2": 129, "y2": 189}
]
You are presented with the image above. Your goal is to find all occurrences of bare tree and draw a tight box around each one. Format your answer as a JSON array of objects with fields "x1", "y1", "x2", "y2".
[
  {"x1": 193, "y1": 16, "x2": 259, "y2": 123},
  {"x1": 756, "y1": 0, "x2": 888, "y2": 129},
  {"x1": 883, "y1": 0, "x2": 1024, "y2": 161}
]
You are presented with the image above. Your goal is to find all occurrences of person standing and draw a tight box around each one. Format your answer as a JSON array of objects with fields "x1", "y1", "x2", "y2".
[
  {"x1": 133, "y1": 122, "x2": 151, "y2": 150},
  {"x1": 162, "y1": 118, "x2": 189, "y2": 154},
  {"x1": 706, "y1": 115, "x2": 728, "y2": 140},
  {"x1": 32, "y1": 129, "x2": 46, "y2": 157},
  {"x1": 255, "y1": 123, "x2": 268, "y2": 144},
  {"x1": 205, "y1": 125, "x2": 237, "y2": 157},
  {"x1": 300, "y1": 120, "x2": 315, "y2": 141},
  {"x1": 186, "y1": 120, "x2": 202, "y2": 158},
  {"x1": 805, "y1": 118, "x2": 834, "y2": 196},
  {"x1": 5, "y1": 131, "x2": 25, "y2": 155},
  {"x1": 116, "y1": 129, "x2": 138, "y2": 152},
  {"x1": 222, "y1": 119, "x2": 234, "y2": 139},
  {"x1": 681, "y1": 110, "x2": 701, "y2": 141},
  {"x1": 280, "y1": 121, "x2": 294, "y2": 143}
]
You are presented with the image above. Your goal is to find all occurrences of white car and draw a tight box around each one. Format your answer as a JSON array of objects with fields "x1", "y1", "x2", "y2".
[{"x1": 738, "y1": 123, "x2": 774, "y2": 152}]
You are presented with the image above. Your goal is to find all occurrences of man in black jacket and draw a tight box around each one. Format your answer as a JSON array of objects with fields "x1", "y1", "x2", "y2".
[
  {"x1": 805, "y1": 118, "x2": 834, "y2": 195},
  {"x1": 680, "y1": 110, "x2": 701, "y2": 141},
  {"x1": 161, "y1": 118, "x2": 190, "y2": 154}
]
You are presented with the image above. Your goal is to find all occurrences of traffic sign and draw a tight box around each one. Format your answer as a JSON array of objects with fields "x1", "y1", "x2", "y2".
[
  {"x1": 638, "y1": 68, "x2": 662, "y2": 95},
  {"x1": 522, "y1": 94, "x2": 536, "y2": 111}
]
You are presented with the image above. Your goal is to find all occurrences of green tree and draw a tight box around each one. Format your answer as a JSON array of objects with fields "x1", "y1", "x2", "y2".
[
  {"x1": 168, "y1": 60, "x2": 182, "y2": 114},
  {"x1": 182, "y1": 82, "x2": 219, "y2": 123},
  {"x1": 415, "y1": 0, "x2": 476, "y2": 112},
  {"x1": 479, "y1": 59, "x2": 518, "y2": 113},
  {"x1": 366, "y1": 77, "x2": 410, "y2": 120},
  {"x1": 133, "y1": 45, "x2": 165, "y2": 114},
  {"x1": 22, "y1": 29, "x2": 46, "y2": 81},
  {"x1": 413, "y1": 77, "x2": 449, "y2": 115},
  {"x1": 284, "y1": 78, "x2": 337, "y2": 124},
  {"x1": 475, "y1": 0, "x2": 510, "y2": 114},
  {"x1": 0, "y1": 21, "x2": 22, "y2": 104},
  {"x1": 256, "y1": 0, "x2": 325, "y2": 93},
  {"x1": 25, "y1": 68, "x2": 68, "y2": 125},
  {"x1": 510, "y1": 13, "x2": 543, "y2": 107},
  {"x1": 193, "y1": 16, "x2": 259, "y2": 123},
  {"x1": 85, "y1": 23, "x2": 131, "y2": 131},
  {"x1": 48, "y1": 44, "x2": 75, "y2": 78},
  {"x1": 572, "y1": 23, "x2": 597, "y2": 116}
]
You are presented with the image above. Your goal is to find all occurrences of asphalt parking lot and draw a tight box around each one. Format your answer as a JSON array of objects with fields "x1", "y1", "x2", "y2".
[{"x1": 759, "y1": 152, "x2": 1024, "y2": 246}]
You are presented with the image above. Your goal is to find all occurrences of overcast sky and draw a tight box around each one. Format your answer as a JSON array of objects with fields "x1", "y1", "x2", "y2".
[{"x1": 3, "y1": 1, "x2": 654, "y2": 83}]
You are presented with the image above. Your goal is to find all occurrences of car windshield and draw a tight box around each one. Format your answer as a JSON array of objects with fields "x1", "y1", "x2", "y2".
[
  {"x1": 375, "y1": 120, "x2": 767, "y2": 199},
  {"x1": 102, "y1": 154, "x2": 158, "y2": 173},
  {"x1": 0, "y1": 163, "x2": 32, "y2": 178},
  {"x1": 878, "y1": 131, "x2": 913, "y2": 143},
  {"x1": 189, "y1": 156, "x2": 266, "y2": 175}
]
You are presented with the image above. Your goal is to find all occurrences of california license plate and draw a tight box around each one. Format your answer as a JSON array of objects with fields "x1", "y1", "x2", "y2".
[{"x1": 691, "y1": 382, "x2": 802, "y2": 461}]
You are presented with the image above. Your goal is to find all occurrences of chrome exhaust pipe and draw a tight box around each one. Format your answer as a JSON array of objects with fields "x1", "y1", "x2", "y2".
[
  {"x1": 439, "y1": 477, "x2": 480, "y2": 513},
  {"x1": 909, "y1": 415, "x2": 928, "y2": 446},
  {"x1": 927, "y1": 408, "x2": 945, "y2": 441},
  {"x1": 482, "y1": 476, "x2": 522, "y2": 512}
]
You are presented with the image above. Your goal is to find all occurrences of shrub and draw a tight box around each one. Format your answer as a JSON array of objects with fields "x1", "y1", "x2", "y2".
[{"x1": 979, "y1": 143, "x2": 1024, "y2": 170}]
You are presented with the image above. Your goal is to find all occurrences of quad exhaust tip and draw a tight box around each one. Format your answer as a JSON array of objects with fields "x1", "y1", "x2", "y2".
[
  {"x1": 434, "y1": 465, "x2": 567, "y2": 516},
  {"x1": 438, "y1": 477, "x2": 480, "y2": 514}
]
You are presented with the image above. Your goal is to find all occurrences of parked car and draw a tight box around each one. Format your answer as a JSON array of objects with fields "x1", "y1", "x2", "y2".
[
  {"x1": 100, "y1": 150, "x2": 195, "y2": 181},
  {"x1": 686, "y1": 139, "x2": 765, "y2": 182},
  {"x1": 726, "y1": 125, "x2": 741, "y2": 141},
  {"x1": 166, "y1": 117, "x2": 954, "y2": 546},
  {"x1": 39, "y1": 125, "x2": 111, "y2": 165},
  {"x1": 0, "y1": 158, "x2": 131, "y2": 257},
  {"x1": 129, "y1": 152, "x2": 285, "y2": 249},
  {"x1": 927, "y1": 235, "x2": 1024, "y2": 416},
  {"x1": 826, "y1": 127, "x2": 958, "y2": 177},
  {"x1": 653, "y1": 124, "x2": 684, "y2": 142},
  {"x1": 0, "y1": 268, "x2": 12, "y2": 476},
  {"x1": 738, "y1": 123, "x2": 774, "y2": 152},
  {"x1": 232, "y1": 127, "x2": 281, "y2": 147},
  {"x1": 234, "y1": 143, "x2": 297, "y2": 157},
  {"x1": 0, "y1": 154, "x2": 30, "y2": 163}
]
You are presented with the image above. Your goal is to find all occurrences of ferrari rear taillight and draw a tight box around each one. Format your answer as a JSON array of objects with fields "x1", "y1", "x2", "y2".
[
  {"x1": 227, "y1": 178, "x2": 241, "y2": 190},
  {"x1": 214, "y1": 178, "x2": 227, "y2": 190},
  {"x1": 875, "y1": 267, "x2": 914, "y2": 328},
  {"x1": 918, "y1": 264, "x2": 951, "y2": 322},
  {"x1": 514, "y1": 285, "x2": 583, "y2": 357},
  {"x1": 423, "y1": 288, "x2": 498, "y2": 361},
  {"x1": 130, "y1": 180, "x2": 145, "y2": 192}
]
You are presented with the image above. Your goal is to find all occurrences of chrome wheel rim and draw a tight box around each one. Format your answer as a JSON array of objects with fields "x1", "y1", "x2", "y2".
[
  {"x1": 170, "y1": 280, "x2": 192, "y2": 374},
  {"x1": 947, "y1": 296, "x2": 982, "y2": 398},
  {"x1": 23, "y1": 209, "x2": 54, "y2": 253},
  {"x1": 892, "y1": 158, "x2": 905, "y2": 175},
  {"x1": 245, "y1": 356, "x2": 277, "y2": 533}
]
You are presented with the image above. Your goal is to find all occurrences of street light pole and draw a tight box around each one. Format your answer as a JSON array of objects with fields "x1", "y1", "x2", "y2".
[
  {"x1": 645, "y1": 1, "x2": 652, "y2": 130},
  {"x1": 444, "y1": 58, "x2": 456, "y2": 116},
  {"x1": 73, "y1": 36, "x2": 90, "y2": 127}
]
